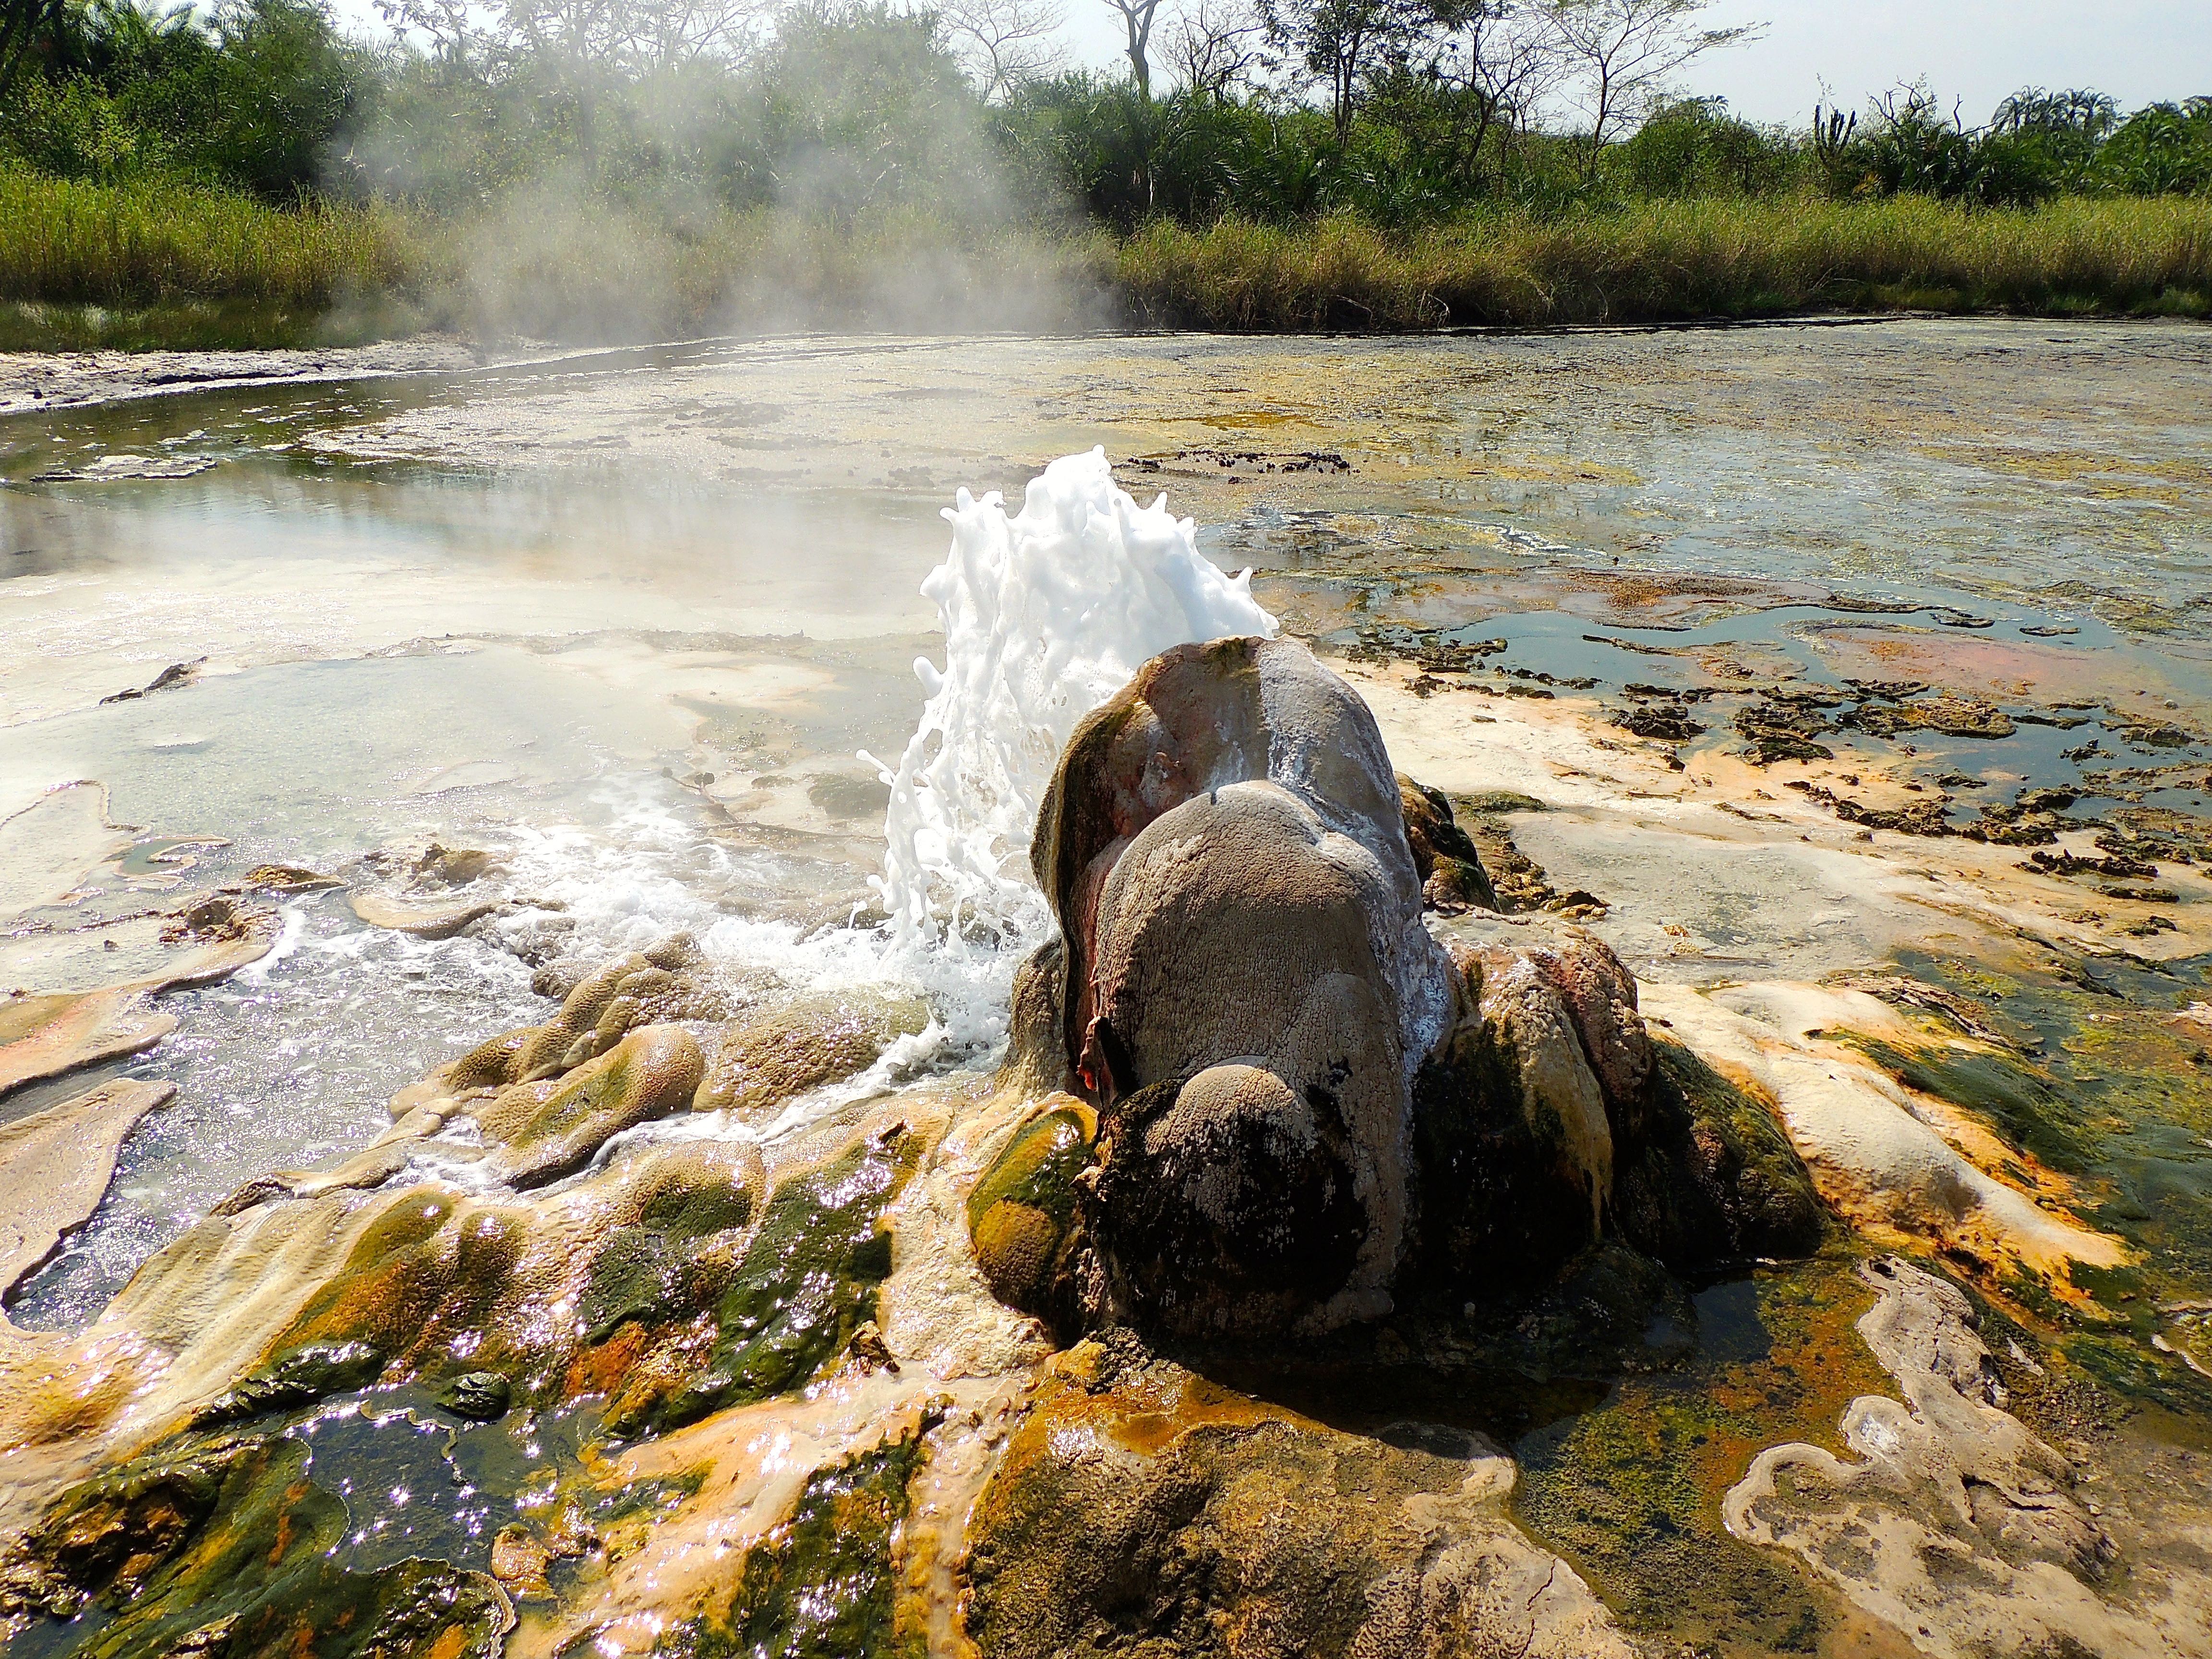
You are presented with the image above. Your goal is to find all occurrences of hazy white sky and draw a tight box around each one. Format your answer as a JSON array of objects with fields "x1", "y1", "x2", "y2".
[
  {"x1": 1052, "y1": 0, "x2": 2212, "y2": 125},
  {"x1": 332, "y1": 0, "x2": 2210, "y2": 127}
]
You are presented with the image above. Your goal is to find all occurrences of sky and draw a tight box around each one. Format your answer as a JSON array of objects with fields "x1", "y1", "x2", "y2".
[
  {"x1": 330, "y1": 0, "x2": 2210, "y2": 128},
  {"x1": 1044, "y1": 0, "x2": 2209, "y2": 125}
]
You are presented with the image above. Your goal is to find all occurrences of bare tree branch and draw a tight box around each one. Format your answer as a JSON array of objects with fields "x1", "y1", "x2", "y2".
[
  {"x1": 939, "y1": 0, "x2": 1066, "y2": 100},
  {"x1": 1539, "y1": 0, "x2": 1761, "y2": 175}
]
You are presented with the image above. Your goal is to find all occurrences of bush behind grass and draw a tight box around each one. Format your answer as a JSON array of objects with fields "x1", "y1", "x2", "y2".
[{"x1": 1, "y1": 167, "x2": 2206, "y2": 346}]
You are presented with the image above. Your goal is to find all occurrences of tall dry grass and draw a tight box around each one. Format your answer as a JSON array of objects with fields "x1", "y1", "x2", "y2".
[
  {"x1": 0, "y1": 168, "x2": 410, "y2": 307},
  {"x1": 1115, "y1": 196, "x2": 2212, "y2": 329},
  {"x1": 0, "y1": 170, "x2": 2204, "y2": 345}
]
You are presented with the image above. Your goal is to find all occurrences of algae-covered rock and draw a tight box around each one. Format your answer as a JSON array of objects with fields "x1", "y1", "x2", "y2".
[
  {"x1": 966, "y1": 1096, "x2": 1096, "y2": 1330},
  {"x1": 391, "y1": 934, "x2": 724, "y2": 1120},
  {"x1": 2, "y1": 1430, "x2": 511, "y2": 1657},
  {"x1": 190, "y1": 1340, "x2": 385, "y2": 1428},
  {"x1": 1411, "y1": 934, "x2": 1823, "y2": 1299},
  {"x1": 472, "y1": 1024, "x2": 704, "y2": 1188},
  {"x1": 694, "y1": 992, "x2": 930, "y2": 1116},
  {"x1": 606, "y1": 1127, "x2": 922, "y2": 1436},
  {"x1": 652, "y1": 1430, "x2": 929, "y2": 1659},
  {"x1": 436, "y1": 1371, "x2": 513, "y2": 1421},
  {"x1": 965, "y1": 1341, "x2": 1634, "y2": 1659},
  {"x1": 1399, "y1": 773, "x2": 1500, "y2": 913},
  {"x1": 1610, "y1": 1042, "x2": 1827, "y2": 1273}
]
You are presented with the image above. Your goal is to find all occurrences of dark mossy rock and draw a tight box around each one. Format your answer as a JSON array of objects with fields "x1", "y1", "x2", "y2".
[
  {"x1": 1410, "y1": 974, "x2": 1823, "y2": 1302},
  {"x1": 1086, "y1": 1069, "x2": 1375, "y2": 1336},
  {"x1": 435, "y1": 1371, "x2": 513, "y2": 1421},
  {"x1": 3, "y1": 1431, "x2": 509, "y2": 1657},
  {"x1": 1611, "y1": 1042, "x2": 1827, "y2": 1273},
  {"x1": 190, "y1": 1340, "x2": 385, "y2": 1428},
  {"x1": 1398, "y1": 774, "x2": 1500, "y2": 913},
  {"x1": 606, "y1": 1128, "x2": 922, "y2": 1437},
  {"x1": 654, "y1": 1429, "x2": 930, "y2": 1659},
  {"x1": 967, "y1": 1097, "x2": 1097, "y2": 1334},
  {"x1": 1409, "y1": 1029, "x2": 1601, "y2": 1298}
]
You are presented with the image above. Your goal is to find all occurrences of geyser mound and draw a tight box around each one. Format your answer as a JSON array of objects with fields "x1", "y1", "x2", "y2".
[{"x1": 979, "y1": 635, "x2": 1827, "y2": 1341}]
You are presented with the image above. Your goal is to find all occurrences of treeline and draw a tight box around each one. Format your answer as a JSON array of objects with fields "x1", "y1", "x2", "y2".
[
  {"x1": 3, "y1": 0, "x2": 2208, "y2": 223},
  {"x1": 0, "y1": 0, "x2": 2208, "y2": 344}
]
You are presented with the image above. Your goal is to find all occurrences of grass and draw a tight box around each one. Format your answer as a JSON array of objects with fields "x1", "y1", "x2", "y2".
[
  {"x1": 0, "y1": 167, "x2": 2205, "y2": 349},
  {"x1": 1114, "y1": 194, "x2": 2212, "y2": 329},
  {"x1": 0, "y1": 168, "x2": 410, "y2": 308}
]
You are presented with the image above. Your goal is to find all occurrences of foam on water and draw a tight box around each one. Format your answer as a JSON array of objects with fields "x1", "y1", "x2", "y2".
[{"x1": 865, "y1": 446, "x2": 1278, "y2": 954}]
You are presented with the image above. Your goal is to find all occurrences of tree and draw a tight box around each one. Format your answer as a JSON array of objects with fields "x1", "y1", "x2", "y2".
[
  {"x1": 939, "y1": 0, "x2": 1065, "y2": 99},
  {"x1": 0, "y1": 0, "x2": 68, "y2": 96},
  {"x1": 1409, "y1": 0, "x2": 1559, "y2": 178},
  {"x1": 1100, "y1": 0, "x2": 1166, "y2": 96},
  {"x1": 1262, "y1": 0, "x2": 1429, "y2": 141},
  {"x1": 1162, "y1": 0, "x2": 1264, "y2": 102},
  {"x1": 1539, "y1": 0, "x2": 1758, "y2": 177}
]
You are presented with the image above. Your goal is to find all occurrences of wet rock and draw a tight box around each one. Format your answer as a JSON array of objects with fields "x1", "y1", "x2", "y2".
[
  {"x1": 349, "y1": 837, "x2": 508, "y2": 938},
  {"x1": 1610, "y1": 699, "x2": 1704, "y2": 742},
  {"x1": 965, "y1": 1342, "x2": 1635, "y2": 1659},
  {"x1": 653, "y1": 1430, "x2": 926, "y2": 1657},
  {"x1": 1726, "y1": 1257, "x2": 2211, "y2": 1659},
  {"x1": 605, "y1": 1127, "x2": 919, "y2": 1436},
  {"x1": 435, "y1": 1371, "x2": 513, "y2": 1421},
  {"x1": 1845, "y1": 695, "x2": 2017, "y2": 740},
  {"x1": 243, "y1": 863, "x2": 343, "y2": 892},
  {"x1": 1734, "y1": 700, "x2": 1834, "y2": 764},
  {"x1": 1398, "y1": 775, "x2": 1499, "y2": 913},
  {"x1": 472, "y1": 1024, "x2": 706, "y2": 1189},
  {"x1": 190, "y1": 1341, "x2": 385, "y2": 1428},
  {"x1": 0, "y1": 1430, "x2": 511, "y2": 1656},
  {"x1": 966, "y1": 1095, "x2": 1097, "y2": 1332},
  {"x1": 0, "y1": 1078, "x2": 175, "y2": 1310},
  {"x1": 806, "y1": 771, "x2": 894, "y2": 822},
  {"x1": 0, "y1": 987, "x2": 175, "y2": 1100},
  {"x1": 995, "y1": 939, "x2": 1077, "y2": 1098},
  {"x1": 694, "y1": 991, "x2": 929, "y2": 1116}
]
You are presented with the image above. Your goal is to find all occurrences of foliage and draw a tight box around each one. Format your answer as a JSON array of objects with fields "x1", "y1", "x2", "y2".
[
  {"x1": 0, "y1": 0, "x2": 2209, "y2": 343},
  {"x1": 0, "y1": 0, "x2": 373, "y2": 198}
]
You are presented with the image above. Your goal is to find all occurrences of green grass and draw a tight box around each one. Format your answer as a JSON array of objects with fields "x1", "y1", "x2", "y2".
[{"x1": 0, "y1": 168, "x2": 2205, "y2": 348}]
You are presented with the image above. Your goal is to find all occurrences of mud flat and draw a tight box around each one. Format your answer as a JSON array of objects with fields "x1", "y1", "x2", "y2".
[{"x1": 0, "y1": 320, "x2": 2209, "y2": 1658}]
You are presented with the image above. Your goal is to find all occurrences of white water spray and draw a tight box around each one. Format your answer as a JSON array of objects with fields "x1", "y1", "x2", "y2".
[{"x1": 865, "y1": 447, "x2": 1278, "y2": 950}]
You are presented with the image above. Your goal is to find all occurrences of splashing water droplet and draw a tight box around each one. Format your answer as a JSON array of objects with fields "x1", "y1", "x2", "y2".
[{"x1": 865, "y1": 447, "x2": 1277, "y2": 954}]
